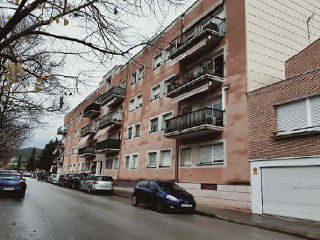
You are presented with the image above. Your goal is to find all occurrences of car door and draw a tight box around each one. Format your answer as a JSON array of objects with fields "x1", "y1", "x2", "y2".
[
  {"x1": 136, "y1": 181, "x2": 149, "y2": 204},
  {"x1": 145, "y1": 181, "x2": 157, "y2": 205},
  {"x1": 82, "y1": 175, "x2": 92, "y2": 190}
]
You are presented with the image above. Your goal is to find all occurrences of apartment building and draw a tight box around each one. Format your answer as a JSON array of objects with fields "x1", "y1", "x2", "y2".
[
  {"x1": 57, "y1": 0, "x2": 320, "y2": 211},
  {"x1": 249, "y1": 38, "x2": 320, "y2": 222}
]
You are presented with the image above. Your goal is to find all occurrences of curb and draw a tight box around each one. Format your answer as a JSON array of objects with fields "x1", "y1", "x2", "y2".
[
  {"x1": 195, "y1": 211, "x2": 319, "y2": 240},
  {"x1": 113, "y1": 189, "x2": 319, "y2": 240}
]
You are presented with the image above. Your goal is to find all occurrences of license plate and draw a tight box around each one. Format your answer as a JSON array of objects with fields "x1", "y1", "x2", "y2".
[
  {"x1": 181, "y1": 204, "x2": 193, "y2": 208},
  {"x1": 3, "y1": 188, "x2": 14, "y2": 191}
]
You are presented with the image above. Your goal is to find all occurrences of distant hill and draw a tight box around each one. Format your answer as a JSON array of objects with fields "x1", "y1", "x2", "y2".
[{"x1": 14, "y1": 148, "x2": 42, "y2": 162}]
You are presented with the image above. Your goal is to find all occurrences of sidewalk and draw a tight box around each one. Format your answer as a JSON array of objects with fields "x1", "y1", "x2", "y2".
[{"x1": 114, "y1": 187, "x2": 320, "y2": 240}]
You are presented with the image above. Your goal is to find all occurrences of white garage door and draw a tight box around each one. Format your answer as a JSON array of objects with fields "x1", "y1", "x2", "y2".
[{"x1": 262, "y1": 166, "x2": 320, "y2": 222}]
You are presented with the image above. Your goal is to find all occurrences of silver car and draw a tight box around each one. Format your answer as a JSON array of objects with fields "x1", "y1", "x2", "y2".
[
  {"x1": 51, "y1": 174, "x2": 60, "y2": 184},
  {"x1": 80, "y1": 175, "x2": 114, "y2": 194}
]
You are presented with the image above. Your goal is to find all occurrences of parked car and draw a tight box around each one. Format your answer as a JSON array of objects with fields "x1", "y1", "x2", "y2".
[
  {"x1": 132, "y1": 180, "x2": 196, "y2": 212},
  {"x1": 57, "y1": 174, "x2": 66, "y2": 186},
  {"x1": 0, "y1": 172, "x2": 27, "y2": 198},
  {"x1": 58, "y1": 174, "x2": 74, "y2": 187},
  {"x1": 66, "y1": 173, "x2": 87, "y2": 189},
  {"x1": 80, "y1": 175, "x2": 114, "y2": 194},
  {"x1": 37, "y1": 172, "x2": 49, "y2": 181},
  {"x1": 51, "y1": 174, "x2": 60, "y2": 184},
  {"x1": 47, "y1": 174, "x2": 57, "y2": 183},
  {"x1": 23, "y1": 172, "x2": 32, "y2": 177}
]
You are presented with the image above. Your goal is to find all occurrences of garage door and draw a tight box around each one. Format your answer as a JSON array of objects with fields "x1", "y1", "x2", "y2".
[{"x1": 262, "y1": 166, "x2": 320, "y2": 222}]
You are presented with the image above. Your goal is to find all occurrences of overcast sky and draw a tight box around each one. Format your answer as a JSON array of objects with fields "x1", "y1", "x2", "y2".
[{"x1": 26, "y1": 0, "x2": 194, "y2": 149}]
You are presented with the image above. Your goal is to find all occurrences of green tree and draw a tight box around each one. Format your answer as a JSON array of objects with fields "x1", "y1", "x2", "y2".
[
  {"x1": 36, "y1": 139, "x2": 57, "y2": 172},
  {"x1": 17, "y1": 154, "x2": 22, "y2": 170},
  {"x1": 25, "y1": 147, "x2": 36, "y2": 171}
]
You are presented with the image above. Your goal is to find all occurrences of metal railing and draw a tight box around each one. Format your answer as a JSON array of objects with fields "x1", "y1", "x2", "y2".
[
  {"x1": 99, "y1": 112, "x2": 123, "y2": 128},
  {"x1": 57, "y1": 126, "x2": 68, "y2": 135},
  {"x1": 78, "y1": 146, "x2": 96, "y2": 156},
  {"x1": 96, "y1": 139, "x2": 121, "y2": 151},
  {"x1": 98, "y1": 86, "x2": 126, "y2": 105},
  {"x1": 83, "y1": 102, "x2": 100, "y2": 116},
  {"x1": 167, "y1": 59, "x2": 224, "y2": 94},
  {"x1": 169, "y1": 17, "x2": 225, "y2": 54},
  {"x1": 81, "y1": 124, "x2": 98, "y2": 136},
  {"x1": 165, "y1": 108, "x2": 223, "y2": 133}
]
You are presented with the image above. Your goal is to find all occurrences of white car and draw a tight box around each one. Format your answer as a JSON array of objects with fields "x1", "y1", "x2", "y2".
[
  {"x1": 51, "y1": 174, "x2": 60, "y2": 184},
  {"x1": 80, "y1": 175, "x2": 114, "y2": 194}
]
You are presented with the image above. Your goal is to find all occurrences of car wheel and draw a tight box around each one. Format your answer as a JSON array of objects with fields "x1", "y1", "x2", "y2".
[
  {"x1": 19, "y1": 191, "x2": 25, "y2": 198},
  {"x1": 72, "y1": 184, "x2": 75, "y2": 189},
  {"x1": 156, "y1": 200, "x2": 164, "y2": 212},
  {"x1": 132, "y1": 195, "x2": 139, "y2": 206},
  {"x1": 79, "y1": 185, "x2": 82, "y2": 191},
  {"x1": 88, "y1": 187, "x2": 92, "y2": 194}
]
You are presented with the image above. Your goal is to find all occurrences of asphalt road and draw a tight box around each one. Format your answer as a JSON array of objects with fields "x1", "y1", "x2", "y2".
[{"x1": 0, "y1": 178, "x2": 303, "y2": 240}]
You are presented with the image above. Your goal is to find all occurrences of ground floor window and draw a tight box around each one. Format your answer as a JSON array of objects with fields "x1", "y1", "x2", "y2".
[
  {"x1": 105, "y1": 159, "x2": 113, "y2": 170},
  {"x1": 180, "y1": 148, "x2": 191, "y2": 166},
  {"x1": 199, "y1": 143, "x2": 224, "y2": 164}
]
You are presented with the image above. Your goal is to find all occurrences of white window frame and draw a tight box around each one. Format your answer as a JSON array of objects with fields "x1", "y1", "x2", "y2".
[
  {"x1": 134, "y1": 123, "x2": 141, "y2": 138},
  {"x1": 159, "y1": 149, "x2": 172, "y2": 168},
  {"x1": 147, "y1": 151, "x2": 158, "y2": 168},
  {"x1": 160, "y1": 111, "x2": 173, "y2": 131},
  {"x1": 150, "y1": 84, "x2": 161, "y2": 102},
  {"x1": 105, "y1": 158, "x2": 113, "y2": 170},
  {"x1": 113, "y1": 157, "x2": 119, "y2": 169},
  {"x1": 153, "y1": 52, "x2": 164, "y2": 70},
  {"x1": 138, "y1": 65, "x2": 145, "y2": 81},
  {"x1": 123, "y1": 154, "x2": 139, "y2": 170},
  {"x1": 129, "y1": 98, "x2": 135, "y2": 112},
  {"x1": 127, "y1": 126, "x2": 133, "y2": 140},
  {"x1": 124, "y1": 155, "x2": 130, "y2": 169},
  {"x1": 131, "y1": 154, "x2": 139, "y2": 169},
  {"x1": 131, "y1": 72, "x2": 137, "y2": 85},
  {"x1": 136, "y1": 94, "x2": 143, "y2": 109},
  {"x1": 149, "y1": 116, "x2": 159, "y2": 133},
  {"x1": 180, "y1": 148, "x2": 192, "y2": 167}
]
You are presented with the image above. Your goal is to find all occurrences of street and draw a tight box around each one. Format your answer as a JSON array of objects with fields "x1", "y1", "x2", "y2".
[{"x1": 0, "y1": 178, "x2": 303, "y2": 240}]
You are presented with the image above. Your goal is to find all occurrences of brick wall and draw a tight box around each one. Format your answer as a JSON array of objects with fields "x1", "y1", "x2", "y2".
[
  {"x1": 248, "y1": 69, "x2": 320, "y2": 160},
  {"x1": 285, "y1": 39, "x2": 320, "y2": 78}
]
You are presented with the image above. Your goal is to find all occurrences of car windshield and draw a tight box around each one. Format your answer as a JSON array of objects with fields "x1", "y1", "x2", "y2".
[
  {"x1": 96, "y1": 176, "x2": 113, "y2": 181},
  {"x1": 0, "y1": 174, "x2": 21, "y2": 180},
  {"x1": 156, "y1": 182, "x2": 184, "y2": 192}
]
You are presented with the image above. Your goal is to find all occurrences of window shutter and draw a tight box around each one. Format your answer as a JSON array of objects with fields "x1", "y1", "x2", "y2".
[
  {"x1": 277, "y1": 99, "x2": 307, "y2": 132},
  {"x1": 149, "y1": 153, "x2": 157, "y2": 167},
  {"x1": 181, "y1": 148, "x2": 191, "y2": 166},
  {"x1": 212, "y1": 143, "x2": 224, "y2": 162},
  {"x1": 161, "y1": 151, "x2": 171, "y2": 166},
  {"x1": 199, "y1": 145, "x2": 213, "y2": 164},
  {"x1": 310, "y1": 96, "x2": 320, "y2": 126}
]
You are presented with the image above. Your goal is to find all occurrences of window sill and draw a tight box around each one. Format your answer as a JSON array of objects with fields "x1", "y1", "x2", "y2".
[
  {"x1": 272, "y1": 129, "x2": 320, "y2": 139},
  {"x1": 147, "y1": 166, "x2": 157, "y2": 168},
  {"x1": 159, "y1": 165, "x2": 171, "y2": 168},
  {"x1": 196, "y1": 162, "x2": 224, "y2": 166}
]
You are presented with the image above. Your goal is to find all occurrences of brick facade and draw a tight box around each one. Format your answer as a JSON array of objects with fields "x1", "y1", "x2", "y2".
[
  {"x1": 248, "y1": 69, "x2": 320, "y2": 160},
  {"x1": 285, "y1": 39, "x2": 320, "y2": 78}
]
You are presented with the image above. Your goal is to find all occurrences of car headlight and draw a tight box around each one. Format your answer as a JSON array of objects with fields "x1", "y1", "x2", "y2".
[{"x1": 166, "y1": 195, "x2": 178, "y2": 201}]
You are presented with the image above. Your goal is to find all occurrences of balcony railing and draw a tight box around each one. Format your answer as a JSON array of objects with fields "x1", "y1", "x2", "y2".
[
  {"x1": 167, "y1": 58, "x2": 224, "y2": 97},
  {"x1": 96, "y1": 139, "x2": 121, "y2": 153},
  {"x1": 99, "y1": 112, "x2": 123, "y2": 129},
  {"x1": 78, "y1": 146, "x2": 96, "y2": 157},
  {"x1": 165, "y1": 108, "x2": 224, "y2": 134},
  {"x1": 83, "y1": 102, "x2": 100, "y2": 119},
  {"x1": 169, "y1": 17, "x2": 225, "y2": 59},
  {"x1": 98, "y1": 86, "x2": 126, "y2": 106},
  {"x1": 57, "y1": 126, "x2": 68, "y2": 135},
  {"x1": 81, "y1": 124, "x2": 98, "y2": 136}
]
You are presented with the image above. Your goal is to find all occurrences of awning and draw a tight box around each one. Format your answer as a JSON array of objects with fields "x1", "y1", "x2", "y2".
[
  {"x1": 171, "y1": 39, "x2": 207, "y2": 65},
  {"x1": 171, "y1": 84, "x2": 209, "y2": 103},
  {"x1": 77, "y1": 135, "x2": 91, "y2": 149},
  {"x1": 93, "y1": 126, "x2": 111, "y2": 141}
]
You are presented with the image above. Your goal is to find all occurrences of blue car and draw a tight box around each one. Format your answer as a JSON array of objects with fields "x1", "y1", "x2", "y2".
[
  {"x1": 0, "y1": 172, "x2": 27, "y2": 198},
  {"x1": 132, "y1": 180, "x2": 196, "y2": 212}
]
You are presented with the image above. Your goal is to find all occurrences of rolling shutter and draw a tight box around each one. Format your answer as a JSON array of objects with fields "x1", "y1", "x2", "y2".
[
  {"x1": 181, "y1": 148, "x2": 191, "y2": 166},
  {"x1": 212, "y1": 143, "x2": 224, "y2": 162},
  {"x1": 310, "y1": 96, "x2": 320, "y2": 126},
  {"x1": 161, "y1": 150, "x2": 171, "y2": 167},
  {"x1": 199, "y1": 145, "x2": 213, "y2": 164},
  {"x1": 277, "y1": 99, "x2": 307, "y2": 132}
]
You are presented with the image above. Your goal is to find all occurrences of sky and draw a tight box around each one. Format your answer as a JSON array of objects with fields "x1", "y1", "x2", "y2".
[{"x1": 26, "y1": 0, "x2": 195, "y2": 149}]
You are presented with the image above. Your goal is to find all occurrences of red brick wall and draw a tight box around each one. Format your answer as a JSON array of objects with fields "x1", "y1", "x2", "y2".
[
  {"x1": 285, "y1": 39, "x2": 320, "y2": 78},
  {"x1": 248, "y1": 69, "x2": 320, "y2": 160}
]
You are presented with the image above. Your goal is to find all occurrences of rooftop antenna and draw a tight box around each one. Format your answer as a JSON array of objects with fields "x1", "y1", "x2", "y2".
[{"x1": 307, "y1": 11, "x2": 315, "y2": 44}]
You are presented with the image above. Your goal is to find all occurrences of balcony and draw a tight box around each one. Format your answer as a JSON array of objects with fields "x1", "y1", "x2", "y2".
[
  {"x1": 166, "y1": 58, "x2": 225, "y2": 101},
  {"x1": 164, "y1": 108, "x2": 224, "y2": 139},
  {"x1": 98, "y1": 86, "x2": 126, "y2": 107},
  {"x1": 99, "y1": 112, "x2": 123, "y2": 129},
  {"x1": 81, "y1": 124, "x2": 98, "y2": 137},
  {"x1": 169, "y1": 17, "x2": 225, "y2": 60},
  {"x1": 96, "y1": 139, "x2": 121, "y2": 154},
  {"x1": 83, "y1": 102, "x2": 100, "y2": 119},
  {"x1": 78, "y1": 146, "x2": 96, "y2": 158},
  {"x1": 57, "y1": 126, "x2": 68, "y2": 135}
]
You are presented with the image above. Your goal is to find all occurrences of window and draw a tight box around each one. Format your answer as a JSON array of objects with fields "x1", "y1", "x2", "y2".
[
  {"x1": 153, "y1": 53, "x2": 163, "y2": 70},
  {"x1": 124, "y1": 156, "x2": 130, "y2": 169},
  {"x1": 151, "y1": 85, "x2": 160, "y2": 101},
  {"x1": 131, "y1": 72, "x2": 137, "y2": 85},
  {"x1": 161, "y1": 112, "x2": 173, "y2": 130},
  {"x1": 132, "y1": 155, "x2": 138, "y2": 169},
  {"x1": 121, "y1": 79, "x2": 126, "y2": 89},
  {"x1": 199, "y1": 143, "x2": 224, "y2": 164},
  {"x1": 160, "y1": 150, "x2": 171, "y2": 167},
  {"x1": 81, "y1": 163, "x2": 84, "y2": 171},
  {"x1": 150, "y1": 117, "x2": 158, "y2": 133},
  {"x1": 276, "y1": 96, "x2": 320, "y2": 135},
  {"x1": 138, "y1": 65, "x2": 145, "y2": 80},
  {"x1": 147, "y1": 152, "x2": 157, "y2": 168},
  {"x1": 136, "y1": 94, "x2": 143, "y2": 109},
  {"x1": 165, "y1": 41, "x2": 177, "y2": 60},
  {"x1": 134, "y1": 124, "x2": 141, "y2": 138},
  {"x1": 129, "y1": 99, "x2": 135, "y2": 112},
  {"x1": 114, "y1": 158, "x2": 119, "y2": 169},
  {"x1": 181, "y1": 148, "x2": 192, "y2": 166},
  {"x1": 127, "y1": 127, "x2": 133, "y2": 139},
  {"x1": 105, "y1": 159, "x2": 113, "y2": 170}
]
